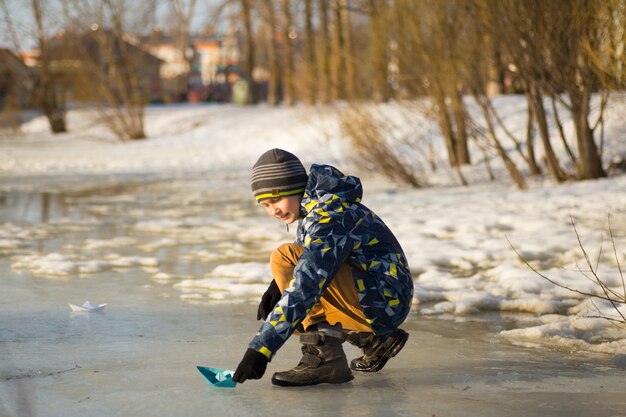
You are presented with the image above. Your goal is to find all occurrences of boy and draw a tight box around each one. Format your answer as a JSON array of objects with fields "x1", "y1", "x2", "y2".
[{"x1": 232, "y1": 148, "x2": 413, "y2": 386}]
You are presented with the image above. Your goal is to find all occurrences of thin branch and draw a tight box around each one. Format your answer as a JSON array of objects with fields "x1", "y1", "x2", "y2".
[
  {"x1": 592, "y1": 90, "x2": 610, "y2": 131},
  {"x1": 596, "y1": 233, "x2": 604, "y2": 273},
  {"x1": 487, "y1": 99, "x2": 531, "y2": 167},
  {"x1": 594, "y1": 91, "x2": 610, "y2": 160},
  {"x1": 506, "y1": 236, "x2": 617, "y2": 302},
  {"x1": 570, "y1": 215, "x2": 626, "y2": 322},
  {"x1": 608, "y1": 214, "x2": 625, "y2": 300},
  {"x1": 589, "y1": 299, "x2": 626, "y2": 330},
  {"x1": 585, "y1": 300, "x2": 624, "y2": 330},
  {"x1": 574, "y1": 258, "x2": 624, "y2": 302},
  {"x1": 550, "y1": 94, "x2": 578, "y2": 167}
]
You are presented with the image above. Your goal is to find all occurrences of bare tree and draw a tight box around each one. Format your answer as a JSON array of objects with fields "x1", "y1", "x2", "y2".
[
  {"x1": 340, "y1": 0, "x2": 355, "y2": 100},
  {"x1": 368, "y1": 0, "x2": 389, "y2": 102},
  {"x1": 63, "y1": 0, "x2": 157, "y2": 140},
  {"x1": 474, "y1": 95, "x2": 527, "y2": 190},
  {"x1": 487, "y1": 0, "x2": 608, "y2": 180},
  {"x1": 302, "y1": 0, "x2": 317, "y2": 104},
  {"x1": 239, "y1": 0, "x2": 258, "y2": 104},
  {"x1": 483, "y1": 0, "x2": 568, "y2": 181},
  {"x1": 261, "y1": 0, "x2": 280, "y2": 105},
  {"x1": 328, "y1": 0, "x2": 345, "y2": 101},
  {"x1": 1, "y1": 0, "x2": 68, "y2": 133},
  {"x1": 281, "y1": 0, "x2": 295, "y2": 105},
  {"x1": 32, "y1": 0, "x2": 67, "y2": 133},
  {"x1": 317, "y1": 0, "x2": 331, "y2": 104},
  {"x1": 584, "y1": 0, "x2": 626, "y2": 91},
  {"x1": 390, "y1": 0, "x2": 472, "y2": 171},
  {"x1": 548, "y1": 1, "x2": 606, "y2": 179}
]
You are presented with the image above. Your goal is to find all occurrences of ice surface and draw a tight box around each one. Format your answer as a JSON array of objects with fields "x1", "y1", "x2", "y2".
[{"x1": 1, "y1": 100, "x2": 625, "y2": 415}]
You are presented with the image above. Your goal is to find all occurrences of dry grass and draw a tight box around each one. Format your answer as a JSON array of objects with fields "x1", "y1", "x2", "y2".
[{"x1": 339, "y1": 104, "x2": 425, "y2": 188}]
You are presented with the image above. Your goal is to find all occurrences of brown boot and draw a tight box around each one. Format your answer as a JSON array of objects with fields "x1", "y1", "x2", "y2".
[
  {"x1": 347, "y1": 328, "x2": 409, "y2": 372},
  {"x1": 271, "y1": 323, "x2": 354, "y2": 387}
]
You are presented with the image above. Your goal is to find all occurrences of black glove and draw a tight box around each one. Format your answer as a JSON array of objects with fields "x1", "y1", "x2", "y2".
[
  {"x1": 232, "y1": 348, "x2": 268, "y2": 383},
  {"x1": 257, "y1": 280, "x2": 281, "y2": 320}
]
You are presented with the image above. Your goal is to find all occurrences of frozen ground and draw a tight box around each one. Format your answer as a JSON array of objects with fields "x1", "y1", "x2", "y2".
[
  {"x1": 1, "y1": 99, "x2": 625, "y2": 416},
  {"x1": 2, "y1": 286, "x2": 626, "y2": 417}
]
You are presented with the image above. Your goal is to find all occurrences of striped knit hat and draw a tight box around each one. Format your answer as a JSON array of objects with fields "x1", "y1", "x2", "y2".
[{"x1": 250, "y1": 149, "x2": 308, "y2": 202}]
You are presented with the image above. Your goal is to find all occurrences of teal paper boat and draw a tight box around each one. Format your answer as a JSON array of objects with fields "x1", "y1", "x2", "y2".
[{"x1": 196, "y1": 366, "x2": 237, "y2": 388}]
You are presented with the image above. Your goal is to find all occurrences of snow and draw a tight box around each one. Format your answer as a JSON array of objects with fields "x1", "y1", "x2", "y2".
[{"x1": 1, "y1": 97, "x2": 625, "y2": 354}]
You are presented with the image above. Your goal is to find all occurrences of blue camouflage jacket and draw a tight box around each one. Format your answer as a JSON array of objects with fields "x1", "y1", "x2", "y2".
[{"x1": 249, "y1": 164, "x2": 413, "y2": 360}]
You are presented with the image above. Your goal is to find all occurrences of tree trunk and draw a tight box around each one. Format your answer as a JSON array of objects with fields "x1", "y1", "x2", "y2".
[
  {"x1": 263, "y1": 0, "x2": 280, "y2": 106},
  {"x1": 433, "y1": 85, "x2": 458, "y2": 167},
  {"x1": 303, "y1": 0, "x2": 316, "y2": 104},
  {"x1": 480, "y1": 101, "x2": 527, "y2": 190},
  {"x1": 550, "y1": 94, "x2": 578, "y2": 168},
  {"x1": 318, "y1": 0, "x2": 331, "y2": 104},
  {"x1": 524, "y1": 93, "x2": 542, "y2": 175},
  {"x1": 330, "y1": 0, "x2": 344, "y2": 100},
  {"x1": 263, "y1": 0, "x2": 280, "y2": 105},
  {"x1": 32, "y1": 0, "x2": 66, "y2": 133},
  {"x1": 101, "y1": 0, "x2": 146, "y2": 140},
  {"x1": 341, "y1": 0, "x2": 355, "y2": 100},
  {"x1": 240, "y1": 0, "x2": 257, "y2": 104},
  {"x1": 570, "y1": 88, "x2": 606, "y2": 179},
  {"x1": 451, "y1": 91, "x2": 470, "y2": 165},
  {"x1": 172, "y1": 0, "x2": 197, "y2": 102},
  {"x1": 369, "y1": 0, "x2": 388, "y2": 102},
  {"x1": 529, "y1": 87, "x2": 567, "y2": 182},
  {"x1": 281, "y1": 0, "x2": 295, "y2": 105}
]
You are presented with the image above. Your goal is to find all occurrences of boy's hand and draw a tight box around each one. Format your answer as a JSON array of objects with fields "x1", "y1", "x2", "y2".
[
  {"x1": 257, "y1": 280, "x2": 281, "y2": 320},
  {"x1": 232, "y1": 348, "x2": 268, "y2": 383}
]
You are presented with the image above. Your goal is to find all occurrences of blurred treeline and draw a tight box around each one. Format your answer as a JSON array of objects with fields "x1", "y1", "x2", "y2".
[
  {"x1": 2, "y1": 0, "x2": 624, "y2": 184},
  {"x1": 243, "y1": 0, "x2": 622, "y2": 185}
]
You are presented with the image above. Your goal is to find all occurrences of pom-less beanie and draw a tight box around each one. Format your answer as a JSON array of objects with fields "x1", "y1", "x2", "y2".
[{"x1": 250, "y1": 149, "x2": 308, "y2": 202}]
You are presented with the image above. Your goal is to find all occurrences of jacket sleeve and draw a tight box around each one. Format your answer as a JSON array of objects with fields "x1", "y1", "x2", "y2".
[{"x1": 248, "y1": 204, "x2": 359, "y2": 360}]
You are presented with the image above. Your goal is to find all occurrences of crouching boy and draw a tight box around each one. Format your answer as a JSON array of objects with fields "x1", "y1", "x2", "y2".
[{"x1": 232, "y1": 149, "x2": 414, "y2": 386}]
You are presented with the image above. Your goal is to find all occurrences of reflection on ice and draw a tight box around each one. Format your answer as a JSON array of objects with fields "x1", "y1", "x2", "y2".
[{"x1": 0, "y1": 191, "x2": 66, "y2": 223}]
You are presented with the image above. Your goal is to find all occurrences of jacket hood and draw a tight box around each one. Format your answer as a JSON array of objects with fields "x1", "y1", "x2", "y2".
[{"x1": 301, "y1": 164, "x2": 363, "y2": 214}]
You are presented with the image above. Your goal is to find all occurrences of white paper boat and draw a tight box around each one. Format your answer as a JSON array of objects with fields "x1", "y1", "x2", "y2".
[{"x1": 69, "y1": 301, "x2": 107, "y2": 312}]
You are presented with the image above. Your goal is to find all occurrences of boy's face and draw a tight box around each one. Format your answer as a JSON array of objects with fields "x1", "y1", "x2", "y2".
[{"x1": 260, "y1": 195, "x2": 302, "y2": 224}]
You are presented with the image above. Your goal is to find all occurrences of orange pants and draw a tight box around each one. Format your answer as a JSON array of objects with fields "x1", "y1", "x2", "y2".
[{"x1": 270, "y1": 243, "x2": 373, "y2": 333}]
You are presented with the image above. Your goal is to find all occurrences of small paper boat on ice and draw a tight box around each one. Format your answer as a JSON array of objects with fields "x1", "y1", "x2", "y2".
[
  {"x1": 69, "y1": 301, "x2": 107, "y2": 313},
  {"x1": 197, "y1": 366, "x2": 237, "y2": 388}
]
